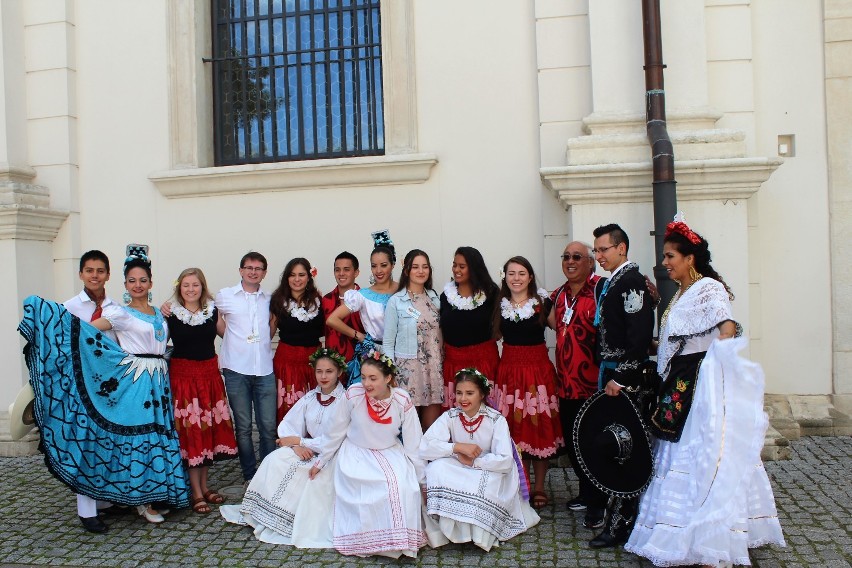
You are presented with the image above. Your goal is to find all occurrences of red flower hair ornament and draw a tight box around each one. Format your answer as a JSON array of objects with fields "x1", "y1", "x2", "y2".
[{"x1": 664, "y1": 212, "x2": 702, "y2": 245}]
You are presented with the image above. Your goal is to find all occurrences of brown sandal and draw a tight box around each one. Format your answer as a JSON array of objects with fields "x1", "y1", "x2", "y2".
[
  {"x1": 203, "y1": 490, "x2": 226, "y2": 505},
  {"x1": 192, "y1": 496, "x2": 211, "y2": 514},
  {"x1": 531, "y1": 490, "x2": 549, "y2": 509}
]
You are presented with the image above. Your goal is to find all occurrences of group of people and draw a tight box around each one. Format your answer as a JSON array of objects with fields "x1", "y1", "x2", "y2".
[{"x1": 14, "y1": 219, "x2": 785, "y2": 565}]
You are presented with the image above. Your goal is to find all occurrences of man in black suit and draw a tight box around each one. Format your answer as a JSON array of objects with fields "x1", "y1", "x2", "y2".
[{"x1": 587, "y1": 223, "x2": 655, "y2": 548}]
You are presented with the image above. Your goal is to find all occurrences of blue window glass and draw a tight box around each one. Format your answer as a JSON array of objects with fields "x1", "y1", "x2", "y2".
[{"x1": 211, "y1": 0, "x2": 384, "y2": 164}]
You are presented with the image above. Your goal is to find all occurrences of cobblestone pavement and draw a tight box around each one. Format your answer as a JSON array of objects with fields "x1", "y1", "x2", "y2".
[{"x1": 0, "y1": 436, "x2": 849, "y2": 567}]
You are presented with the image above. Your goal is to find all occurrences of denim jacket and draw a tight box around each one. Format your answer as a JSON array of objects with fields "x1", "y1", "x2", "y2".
[{"x1": 382, "y1": 288, "x2": 440, "y2": 360}]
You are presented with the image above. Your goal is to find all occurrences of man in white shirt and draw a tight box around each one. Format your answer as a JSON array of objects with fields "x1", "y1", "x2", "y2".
[
  {"x1": 63, "y1": 250, "x2": 118, "y2": 533},
  {"x1": 215, "y1": 251, "x2": 276, "y2": 482}
]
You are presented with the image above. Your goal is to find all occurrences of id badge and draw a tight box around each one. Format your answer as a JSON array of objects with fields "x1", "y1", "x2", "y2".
[
  {"x1": 247, "y1": 333, "x2": 260, "y2": 344},
  {"x1": 562, "y1": 308, "x2": 574, "y2": 325},
  {"x1": 405, "y1": 305, "x2": 421, "y2": 319}
]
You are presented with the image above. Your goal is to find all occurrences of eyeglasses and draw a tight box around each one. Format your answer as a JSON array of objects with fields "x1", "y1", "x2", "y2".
[
  {"x1": 241, "y1": 266, "x2": 266, "y2": 272},
  {"x1": 561, "y1": 253, "x2": 588, "y2": 262},
  {"x1": 592, "y1": 244, "x2": 616, "y2": 255}
]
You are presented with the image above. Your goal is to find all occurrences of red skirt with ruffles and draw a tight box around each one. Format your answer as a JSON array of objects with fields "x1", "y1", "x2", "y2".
[
  {"x1": 169, "y1": 356, "x2": 238, "y2": 468},
  {"x1": 492, "y1": 343, "x2": 564, "y2": 459},
  {"x1": 442, "y1": 339, "x2": 500, "y2": 409},
  {"x1": 273, "y1": 342, "x2": 318, "y2": 423}
]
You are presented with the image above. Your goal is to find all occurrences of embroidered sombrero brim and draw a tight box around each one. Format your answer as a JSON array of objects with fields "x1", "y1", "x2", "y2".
[
  {"x1": 8, "y1": 382, "x2": 37, "y2": 441},
  {"x1": 574, "y1": 389, "x2": 653, "y2": 498}
]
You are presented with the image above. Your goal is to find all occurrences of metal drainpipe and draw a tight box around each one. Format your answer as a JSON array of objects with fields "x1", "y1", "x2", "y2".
[{"x1": 641, "y1": 0, "x2": 678, "y2": 318}]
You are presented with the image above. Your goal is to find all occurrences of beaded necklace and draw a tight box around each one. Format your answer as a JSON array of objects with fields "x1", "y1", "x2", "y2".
[{"x1": 459, "y1": 411, "x2": 485, "y2": 439}]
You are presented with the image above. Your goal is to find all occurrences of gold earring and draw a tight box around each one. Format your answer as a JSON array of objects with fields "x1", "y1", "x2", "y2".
[{"x1": 688, "y1": 265, "x2": 702, "y2": 283}]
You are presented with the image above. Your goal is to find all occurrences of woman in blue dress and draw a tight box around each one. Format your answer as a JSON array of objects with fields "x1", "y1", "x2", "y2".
[
  {"x1": 326, "y1": 230, "x2": 399, "y2": 383},
  {"x1": 18, "y1": 252, "x2": 189, "y2": 525}
]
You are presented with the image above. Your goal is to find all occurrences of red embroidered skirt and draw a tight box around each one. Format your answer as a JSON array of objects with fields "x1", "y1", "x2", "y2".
[
  {"x1": 442, "y1": 340, "x2": 500, "y2": 409},
  {"x1": 492, "y1": 344, "x2": 564, "y2": 459},
  {"x1": 273, "y1": 342, "x2": 319, "y2": 423},
  {"x1": 169, "y1": 356, "x2": 238, "y2": 468}
]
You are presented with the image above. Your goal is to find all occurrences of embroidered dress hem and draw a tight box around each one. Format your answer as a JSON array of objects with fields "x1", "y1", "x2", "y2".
[
  {"x1": 273, "y1": 342, "x2": 318, "y2": 422},
  {"x1": 170, "y1": 356, "x2": 238, "y2": 467},
  {"x1": 625, "y1": 337, "x2": 785, "y2": 567},
  {"x1": 332, "y1": 438, "x2": 427, "y2": 558},
  {"x1": 492, "y1": 343, "x2": 564, "y2": 459},
  {"x1": 442, "y1": 340, "x2": 499, "y2": 409},
  {"x1": 220, "y1": 447, "x2": 335, "y2": 547},
  {"x1": 18, "y1": 296, "x2": 189, "y2": 507}
]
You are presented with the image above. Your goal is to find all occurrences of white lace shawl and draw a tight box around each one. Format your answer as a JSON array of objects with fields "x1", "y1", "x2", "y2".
[{"x1": 658, "y1": 278, "x2": 736, "y2": 381}]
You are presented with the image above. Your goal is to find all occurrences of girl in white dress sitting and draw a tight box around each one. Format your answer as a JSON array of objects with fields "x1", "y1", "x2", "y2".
[
  {"x1": 420, "y1": 368, "x2": 540, "y2": 551},
  {"x1": 220, "y1": 347, "x2": 346, "y2": 547},
  {"x1": 309, "y1": 351, "x2": 441, "y2": 558}
]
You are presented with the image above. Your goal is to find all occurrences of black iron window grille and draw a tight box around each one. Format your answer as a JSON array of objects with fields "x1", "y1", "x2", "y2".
[{"x1": 210, "y1": 0, "x2": 385, "y2": 165}]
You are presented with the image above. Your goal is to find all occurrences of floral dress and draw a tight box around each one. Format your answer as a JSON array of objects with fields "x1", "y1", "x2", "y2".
[{"x1": 396, "y1": 293, "x2": 444, "y2": 406}]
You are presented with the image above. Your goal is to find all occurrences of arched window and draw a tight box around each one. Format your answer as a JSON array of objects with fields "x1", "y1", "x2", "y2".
[{"x1": 211, "y1": 0, "x2": 384, "y2": 164}]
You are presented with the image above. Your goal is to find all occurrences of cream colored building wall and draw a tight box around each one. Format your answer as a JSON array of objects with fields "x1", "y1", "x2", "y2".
[
  {"x1": 748, "y1": 0, "x2": 832, "y2": 394},
  {"x1": 68, "y1": 0, "x2": 545, "y2": 301},
  {"x1": 1, "y1": 0, "x2": 842, "y2": 420},
  {"x1": 535, "y1": 0, "x2": 834, "y2": 394},
  {"x1": 825, "y1": 0, "x2": 852, "y2": 395}
]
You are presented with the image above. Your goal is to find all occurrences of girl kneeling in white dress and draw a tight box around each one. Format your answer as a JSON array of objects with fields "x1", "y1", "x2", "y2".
[
  {"x1": 420, "y1": 368, "x2": 540, "y2": 551},
  {"x1": 309, "y1": 351, "x2": 443, "y2": 558},
  {"x1": 220, "y1": 347, "x2": 346, "y2": 547}
]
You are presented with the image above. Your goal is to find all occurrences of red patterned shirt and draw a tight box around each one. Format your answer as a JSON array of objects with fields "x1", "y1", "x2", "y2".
[
  {"x1": 550, "y1": 275, "x2": 600, "y2": 400},
  {"x1": 321, "y1": 285, "x2": 364, "y2": 362}
]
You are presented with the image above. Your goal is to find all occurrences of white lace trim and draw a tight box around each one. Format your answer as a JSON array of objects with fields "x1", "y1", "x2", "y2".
[
  {"x1": 500, "y1": 288, "x2": 549, "y2": 322},
  {"x1": 169, "y1": 300, "x2": 215, "y2": 326},
  {"x1": 658, "y1": 278, "x2": 734, "y2": 380},
  {"x1": 288, "y1": 298, "x2": 321, "y2": 322},
  {"x1": 443, "y1": 281, "x2": 486, "y2": 311}
]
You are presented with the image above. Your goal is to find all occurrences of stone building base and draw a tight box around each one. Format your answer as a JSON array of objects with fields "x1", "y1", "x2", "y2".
[{"x1": 0, "y1": 410, "x2": 39, "y2": 457}]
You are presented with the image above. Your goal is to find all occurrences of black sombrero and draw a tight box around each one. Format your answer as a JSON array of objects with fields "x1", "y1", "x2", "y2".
[{"x1": 573, "y1": 389, "x2": 653, "y2": 498}]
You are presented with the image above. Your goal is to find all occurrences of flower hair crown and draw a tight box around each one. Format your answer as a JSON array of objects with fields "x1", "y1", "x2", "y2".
[
  {"x1": 360, "y1": 349, "x2": 399, "y2": 376},
  {"x1": 664, "y1": 212, "x2": 702, "y2": 245},
  {"x1": 309, "y1": 347, "x2": 347, "y2": 370},
  {"x1": 454, "y1": 367, "x2": 491, "y2": 392}
]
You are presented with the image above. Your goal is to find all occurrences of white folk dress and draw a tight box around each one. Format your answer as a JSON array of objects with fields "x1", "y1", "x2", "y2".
[
  {"x1": 219, "y1": 383, "x2": 345, "y2": 547},
  {"x1": 419, "y1": 406, "x2": 540, "y2": 551},
  {"x1": 625, "y1": 278, "x2": 785, "y2": 566},
  {"x1": 315, "y1": 384, "x2": 440, "y2": 558}
]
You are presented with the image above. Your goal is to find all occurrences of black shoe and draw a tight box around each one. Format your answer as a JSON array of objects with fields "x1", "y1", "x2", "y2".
[
  {"x1": 583, "y1": 508, "x2": 605, "y2": 529},
  {"x1": 79, "y1": 515, "x2": 108, "y2": 534},
  {"x1": 589, "y1": 530, "x2": 627, "y2": 549},
  {"x1": 566, "y1": 496, "x2": 587, "y2": 511}
]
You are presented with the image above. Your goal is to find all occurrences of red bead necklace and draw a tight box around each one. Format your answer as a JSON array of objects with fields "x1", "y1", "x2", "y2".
[
  {"x1": 459, "y1": 412, "x2": 485, "y2": 439},
  {"x1": 366, "y1": 395, "x2": 393, "y2": 424},
  {"x1": 316, "y1": 392, "x2": 336, "y2": 407}
]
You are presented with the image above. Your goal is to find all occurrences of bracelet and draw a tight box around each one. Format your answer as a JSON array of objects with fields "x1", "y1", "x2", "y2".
[{"x1": 353, "y1": 330, "x2": 359, "y2": 341}]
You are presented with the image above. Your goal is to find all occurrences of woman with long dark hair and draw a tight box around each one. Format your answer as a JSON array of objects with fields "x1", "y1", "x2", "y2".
[
  {"x1": 383, "y1": 249, "x2": 443, "y2": 429},
  {"x1": 492, "y1": 256, "x2": 564, "y2": 510},
  {"x1": 270, "y1": 257, "x2": 324, "y2": 422},
  {"x1": 326, "y1": 230, "x2": 399, "y2": 383},
  {"x1": 625, "y1": 217, "x2": 785, "y2": 566},
  {"x1": 18, "y1": 249, "x2": 190, "y2": 525},
  {"x1": 439, "y1": 246, "x2": 500, "y2": 408},
  {"x1": 420, "y1": 368, "x2": 540, "y2": 550}
]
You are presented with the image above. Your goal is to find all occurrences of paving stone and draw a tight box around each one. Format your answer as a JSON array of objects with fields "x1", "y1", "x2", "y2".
[{"x1": 1, "y1": 436, "x2": 850, "y2": 566}]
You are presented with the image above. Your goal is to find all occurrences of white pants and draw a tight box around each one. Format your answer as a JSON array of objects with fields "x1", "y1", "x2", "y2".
[{"x1": 76, "y1": 494, "x2": 110, "y2": 518}]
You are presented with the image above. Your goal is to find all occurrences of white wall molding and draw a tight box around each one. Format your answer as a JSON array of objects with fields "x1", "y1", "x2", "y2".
[
  {"x1": 541, "y1": 156, "x2": 782, "y2": 207},
  {"x1": 150, "y1": 153, "x2": 438, "y2": 199}
]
